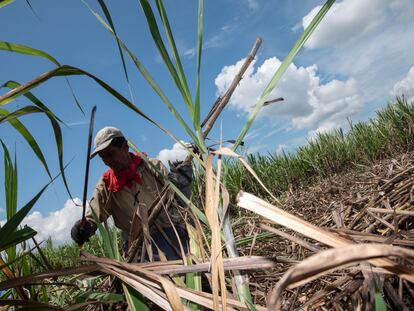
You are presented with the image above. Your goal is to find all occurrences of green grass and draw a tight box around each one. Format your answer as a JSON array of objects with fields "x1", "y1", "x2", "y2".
[
  {"x1": 33, "y1": 236, "x2": 105, "y2": 270},
  {"x1": 0, "y1": 235, "x2": 104, "y2": 282}
]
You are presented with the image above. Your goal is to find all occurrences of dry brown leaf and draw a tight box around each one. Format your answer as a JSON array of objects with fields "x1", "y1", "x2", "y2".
[
  {"x1": 236, "y1": 191, "x2": 414, "y2": 282},
  {"x1": 0, "y1": 264, "x2": 99, "y2": 291},
  {"x1": 205, "y1": 154, "x2": 224, "y2": 310},
  {"x1": 268, "y1": 244, "x2": 414, "y2": 310},
  {"x1": 83, "y1": 254, "x2": 183, "y2": 311}
]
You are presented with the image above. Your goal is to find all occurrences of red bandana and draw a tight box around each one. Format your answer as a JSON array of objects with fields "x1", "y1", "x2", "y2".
[{"x1": 102, "y1": 153, "x2": 144, "y2": 192}]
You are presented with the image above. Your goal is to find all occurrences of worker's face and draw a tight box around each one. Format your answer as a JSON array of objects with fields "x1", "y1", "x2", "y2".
[{"x1": 98, "y1": 142, "x2": 131, "y2": 172}]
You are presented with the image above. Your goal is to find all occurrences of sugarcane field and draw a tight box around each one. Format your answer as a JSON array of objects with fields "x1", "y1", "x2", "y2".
[{"x1": 1, "y1": 0, "x2": 414, "y2": 310}]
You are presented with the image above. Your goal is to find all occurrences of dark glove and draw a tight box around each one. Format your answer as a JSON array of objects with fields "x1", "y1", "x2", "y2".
[
  {"x1": 71, "y1": 219, "x2": 97, "y2": 245},
  {"x1": 168, "y1": 161, "x2": 193, "y2": 204}
]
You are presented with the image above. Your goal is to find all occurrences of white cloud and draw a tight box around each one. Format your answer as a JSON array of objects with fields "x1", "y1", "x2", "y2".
[
  {"x1": 292, "y1": 78, "x2": 361, "y2": 134},
  {"x1": 21, "y1": 198, "x2": 82, "y2": 245},
  {"x1": 215, "y1": 56, "x2": 361, "y2": 134},
  {"x1": 392, "y1": 66, "x2": 414, "y2": 103},
  {"x1": 215, "y1": 57, "x2": 313, "y2": 117},
  {"x1": 157, "y1": 141, "x2": 190, "y2": 169},
  {"x1": 301, "y1": 0, "x2": 414, "y2": 104},
  {"x1": 303, "y1": 0, "x2": 389, "y2": 49}
]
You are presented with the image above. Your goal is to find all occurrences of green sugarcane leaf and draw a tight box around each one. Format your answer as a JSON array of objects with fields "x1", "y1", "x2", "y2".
[
  {"x1": 117, "y1": 40, "x2": 203, "y2": 150},
  {"x1": 0, "y1": 66, "x2": 82, "y2": 106},
  {"x1": 0, "y1": 41, "x2": 82, "y2": 114},
  {"x1": 66, "y1": 78, "x2": 85, "y2": 115},
  {"x1": 91, "y1": 211, "x2": 116, "y2": 259},
  {"x1": 155, "y1": 0, "x2": 193, "y2": 115},
  {"x1": 95, "y1": 0, "x2": 132, "y2": 98},
  {"x1": 49, "y1": 116, "x2": 72, "y2": 199},
  {"x1": 0, "y1": 41, "x2": 83, "y2": 113},
  {"x1": 0, "y1": 227, "x2": 37, "y2": 252},
  {"x1": 194, "y1": 0, "x2": 203, "y2": 133},
  {"x1": 12, "y1": 151, "x2": 17, "y2": 220},
  {"x1": 111, "y1": 222, "x2": 120, "y2": 260},
  {"x1": 81, "y1": 5, "x2": 207, "y2": 150},
  {"x1": 1, "y1": 140, "x2": 17, "y2": 220},
  {"x1": 122, "y1": 44, "x2": 203, "y2": 147},
  {"x1": 233, "y1": 0, "x2": 335, "y2": 149},
  {"x1": 97, "y1": 226, "x2": 115, "y2": 259},
  {"x1": 123, "y1": 284, "x2": 150, "y2": 311},
  {"x1": 2, "y1": 80, "x2": 63, "y2": 123},
  {"x1": 139, "y1": 0, "x2": 193, "y2": 117},
  {"x1": 374, "y1": 278, "x2": 387, "y2": 311},
  {"x1": 0, "y1": 186, "x2": 47, "y2": 247},
  {"x1": 0, "y1": 168, "x2": 63, "y2": 249},
  {"x1": 0, "y1": 41, "x2": 60, "y2": 66},
  {"x1": 0, "y1": 106, "x2": 71, "y2": 200},
  {"x1": 186, "y1": 225, "x2": 201, "y2": 310},
  {"x1": 0, "y1": 0, "x2": 14, "y2": 8},
  {"x1": 0, "y1": 289, "x2": 12, "y2": 299},
  {"x1": 0, "y1": 106, "x2": 69, "y2": 200},
  {"x1": 0, "y1": 65, "x2": 187, "y2": 150},
  {"x1": 0, "y1": 108, "x2": 52, "y2": 180},
  {"x1": 1, "y1": 81, "x2": 66, "y2": 182},
  {"x1": 374, "y1": 291, "x2": 387, "y2": 311},
  {"x1": 1, "y1": 141, "x2": 18, "y2": 260},
  {"x1": 7, "y1": 85, "x2": 74, "y2": 205},
  {"x1": 0, "y1": 105, "x2": 44, "y2": 123}
]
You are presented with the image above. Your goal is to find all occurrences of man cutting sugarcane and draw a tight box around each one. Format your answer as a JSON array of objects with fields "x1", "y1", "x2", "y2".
[{"x1": 70, "y1": 126, "x2": 192, "y2": 261}]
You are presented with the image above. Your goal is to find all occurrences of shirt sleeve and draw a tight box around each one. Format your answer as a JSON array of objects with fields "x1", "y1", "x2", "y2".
[{"x1": 85, "y1": 178, "x2": 112, "y2": 224}]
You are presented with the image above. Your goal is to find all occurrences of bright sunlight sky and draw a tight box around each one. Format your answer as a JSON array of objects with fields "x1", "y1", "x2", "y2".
[{"x1": 1, "y1": 0, "x2": 414, "y2": 244}]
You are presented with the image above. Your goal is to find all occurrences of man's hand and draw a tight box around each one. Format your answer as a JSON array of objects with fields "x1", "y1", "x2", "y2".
[{"x1": 71, "y1": 219, "x2": 97, "y2": 246}]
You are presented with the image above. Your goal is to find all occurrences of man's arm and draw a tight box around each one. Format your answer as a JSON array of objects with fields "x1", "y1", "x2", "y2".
[
  {"x1": 85, "y1": 180, "x2": 112, "y2": 224},
  {"x1": 168, "y1": 160, "x2": 193, "y2": 203},
  {"x1": 148, "y1": 158, "x2": 193, "y2": 201}
]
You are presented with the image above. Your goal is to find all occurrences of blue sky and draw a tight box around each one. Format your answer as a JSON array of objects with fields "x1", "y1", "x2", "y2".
[{"x1": 1, "y1": 0, "x2": 414, "y2": 244}]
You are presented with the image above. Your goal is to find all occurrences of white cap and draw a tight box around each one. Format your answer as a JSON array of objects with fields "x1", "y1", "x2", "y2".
[{"x1": 90, "y1": 126, "x2": 124, "y2": 158}]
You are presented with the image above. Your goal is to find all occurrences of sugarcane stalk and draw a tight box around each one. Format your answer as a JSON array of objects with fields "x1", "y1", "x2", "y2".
[{"x1": 221, "y1": 210, "x2": 255, "y2": 309}]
